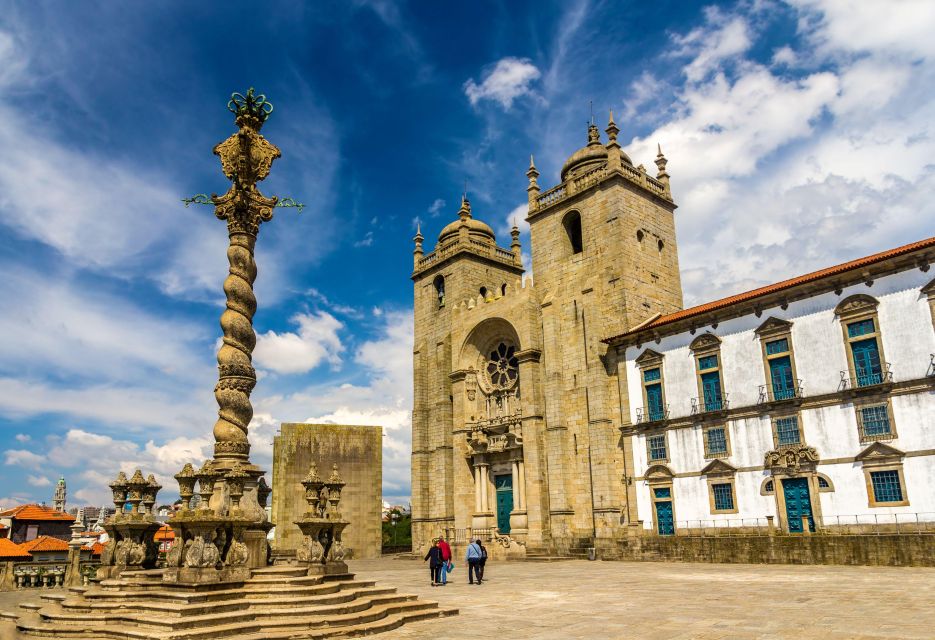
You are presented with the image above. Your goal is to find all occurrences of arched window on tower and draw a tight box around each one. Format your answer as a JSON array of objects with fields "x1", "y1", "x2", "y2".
[
  {"x1": 563, "y1": 210, "x2": 583, "y2": 255},
  {"x1": 433, "y1": 275, "x2": 445, "y2": 308}
]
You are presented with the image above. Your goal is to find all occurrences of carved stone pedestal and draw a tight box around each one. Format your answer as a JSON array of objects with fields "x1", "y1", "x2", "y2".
[
  {"x1": 163, "y1": 510, "x2": 252, "y2": 585},
  {"x1": 96, "y1": 471, "x2": 163, "y2": 581},
  {"x1": 293, "y1": 461, "x2": 351, "y2": 577}
]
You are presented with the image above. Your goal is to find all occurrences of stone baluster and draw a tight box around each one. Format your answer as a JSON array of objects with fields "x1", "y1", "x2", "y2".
[
  {"x1": 226, "y1": 463, "x2": 248, "y2": 512},
  {"x1": 126, "y1": 470, "x2": 147, "y2": 516},
  {"x1": 109, "y1": 472, "x2": 129, "y2": 517},
  {"x1": 175, "y1": 464, "x2": 197, "y2": 511}
]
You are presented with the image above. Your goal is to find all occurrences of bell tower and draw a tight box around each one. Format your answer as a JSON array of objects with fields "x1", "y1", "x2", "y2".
[
  {"x1": 524, "y1": 112, "x2": 683, "y2": 541},
  {"x1": 53, "y1": 476, "x2": 66, "y2": 512},
  {"x1": 410, "y1": 197, "x2": 524, "y2": 548}
]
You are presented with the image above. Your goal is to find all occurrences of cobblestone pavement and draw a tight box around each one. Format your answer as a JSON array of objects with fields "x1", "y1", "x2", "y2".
[
  {"x1": 1, "y1": 559, "x2": 933, "y2": 639},
  {"x1": 350, "y1": 557, "x2": 935, "y2": 639}
]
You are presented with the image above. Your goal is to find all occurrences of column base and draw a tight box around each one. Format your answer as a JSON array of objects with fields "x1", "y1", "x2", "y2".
[
  {"x1": 471, "y1": 513, "x2": 495, "y2": 531},
  {"x1": 509, "y1": 510, "x2": 528, "y2": 532},
  {"x1": 161, "y1": 565, "x2": 252, "y2": 584}
]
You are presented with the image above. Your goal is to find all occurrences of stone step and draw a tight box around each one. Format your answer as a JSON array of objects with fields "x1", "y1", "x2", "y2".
[
  {"x1": 246, "y1": 586, "x2": 398, "y2": 610},
  {"x1": 244, "y1": 574, "x2": 325, "y2": 586}
]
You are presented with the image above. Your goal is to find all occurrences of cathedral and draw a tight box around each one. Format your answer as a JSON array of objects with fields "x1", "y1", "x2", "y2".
[{"x1": 409, "y1": 114, "x2": 935, "y2": 557}]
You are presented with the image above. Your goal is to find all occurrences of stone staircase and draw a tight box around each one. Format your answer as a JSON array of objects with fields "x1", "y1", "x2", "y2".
[{"x1": 15, "y1": 566, "x2": 457, "y2": 639}]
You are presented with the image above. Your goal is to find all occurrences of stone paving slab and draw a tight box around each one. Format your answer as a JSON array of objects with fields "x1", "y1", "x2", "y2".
[
  {"x1": 348, "y1": 557, "x2": 935, "y2": 639},
  {"x1": 2, "y1": 558, "x2": 934, "y2": 639}
]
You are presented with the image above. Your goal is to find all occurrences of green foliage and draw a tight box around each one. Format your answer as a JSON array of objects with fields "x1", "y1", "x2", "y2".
[{"x1": 381, "y1": 509, "x2": 412, "y2": 549}]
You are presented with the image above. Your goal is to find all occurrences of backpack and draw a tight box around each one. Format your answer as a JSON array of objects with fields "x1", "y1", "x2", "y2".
[{"x1": 480, "y1": 545, "x2": 488, "y2": 559}]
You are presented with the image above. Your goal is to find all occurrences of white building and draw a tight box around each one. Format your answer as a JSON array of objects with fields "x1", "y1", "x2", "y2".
[{"x1": 606, "y1": 238, "x2": 935, "y2": 535}]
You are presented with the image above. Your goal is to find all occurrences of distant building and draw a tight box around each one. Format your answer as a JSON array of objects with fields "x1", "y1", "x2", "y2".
[
  {"x1": 52, "y1": 476, "x2": 66, "y2": 512},
  {"x1": 0, "y1": 504, "x2": 75, "y2": 543}
]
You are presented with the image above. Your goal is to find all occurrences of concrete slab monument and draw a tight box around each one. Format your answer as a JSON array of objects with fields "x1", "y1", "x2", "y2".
[{"x1": 272, "y1": 423, "x2": 382, "y2": 559}]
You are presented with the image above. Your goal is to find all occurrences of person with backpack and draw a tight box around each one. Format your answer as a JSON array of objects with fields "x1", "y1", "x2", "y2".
[
  {"x1": 477, "y1": 540, "x2": 488, "y2": 581},
  {"x1": 465, "y1": 538, "x2": 483, "y2": 585},
  {"x1": 437, "y1": 536, "x2": 452, "y2": 586},
  {"x1": 423, "y1": 539, "x2": 443, "y2": 586}
]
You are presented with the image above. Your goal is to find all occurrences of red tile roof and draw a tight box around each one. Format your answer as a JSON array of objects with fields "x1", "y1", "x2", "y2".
[
  {"x1": 20, "y1": 535, "x2": 70, "y2": 553},
  {"x1": 154, "y1": 525, "x2": 175, "y2": 542},
  {"x1": 0, "y1": 538, "x2": 32, "y2": 559},
  {"x1": 0, "y1": 504, "x2": 76, "y2": 522},
  {"x1": 82, "y1": 541, "x2": 104, "y2": 556},
  {"x1": 604, "y1": 236, "x2": 935, "y2": 344}
]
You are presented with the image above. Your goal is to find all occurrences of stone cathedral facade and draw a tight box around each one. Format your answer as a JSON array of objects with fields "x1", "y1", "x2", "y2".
[{"x1": 410, "y1": 115, "x2": 935, "y2": 557}]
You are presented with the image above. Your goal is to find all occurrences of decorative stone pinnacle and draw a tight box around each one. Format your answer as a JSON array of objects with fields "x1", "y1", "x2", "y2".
[
  {"x1": 458, "y1": 196, "x2": 472, "y2": 220},
  {"x1": 227, "y1": 88, "x2": 273, "y2": 129},
  {"x1": 606, "y1": 110, "x2": 619, "y2": 144},
  {"x1": 328, "y1": 463, "x2": 343, "y2": 485},
  {"x1": 587, "y1": 122, "x2": 601, "y2": 145}
]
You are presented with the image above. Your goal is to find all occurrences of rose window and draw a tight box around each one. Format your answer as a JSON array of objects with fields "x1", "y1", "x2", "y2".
[{"x1": 486, "y1": 343, "x2": 519, "y2": 389}]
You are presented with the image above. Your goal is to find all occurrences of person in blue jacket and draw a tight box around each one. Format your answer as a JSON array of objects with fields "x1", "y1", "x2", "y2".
[{"x1": 465, "y1": 538, "x2": 483, "y2": 585}]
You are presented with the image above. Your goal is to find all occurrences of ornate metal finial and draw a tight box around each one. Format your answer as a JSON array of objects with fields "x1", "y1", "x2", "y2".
[
  {"x1": 587, "y1": 122, "x2": 601, "y2": 145},
  {"x1": 227, "y1": 88, "x2": 274, "y2": 126}
]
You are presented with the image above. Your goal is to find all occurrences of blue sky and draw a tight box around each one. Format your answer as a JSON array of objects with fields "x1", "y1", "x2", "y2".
[{"x1": 1, "y1": 0, "x2": 933, "y2": 509}]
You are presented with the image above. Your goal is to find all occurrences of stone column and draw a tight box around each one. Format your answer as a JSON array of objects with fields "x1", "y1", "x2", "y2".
[
  {"x1": 509, "y1": 455, "x2": 528, "y2": 536},
  {"x1": 471, "y1": 460, "x2": 493, "y2": 531}
]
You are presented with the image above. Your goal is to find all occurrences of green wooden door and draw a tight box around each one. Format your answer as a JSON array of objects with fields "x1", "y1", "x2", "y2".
[
  {"x1": 783, "y1": 477, "x2": 814, "y2": 533},
  {"x1": 495, "y1": 474, "x2": 513, "y2": 534}
]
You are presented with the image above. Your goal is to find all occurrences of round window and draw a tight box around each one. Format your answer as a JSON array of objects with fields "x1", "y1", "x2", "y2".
[{"x1": 485, "y1": 342, "x2": 519, "y2": 390}]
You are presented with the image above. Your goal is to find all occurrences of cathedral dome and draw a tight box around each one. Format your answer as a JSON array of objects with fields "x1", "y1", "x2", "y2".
[
  {"x1": 560, "y1": 124, "x2": 632, "y2": 182},
  {"x1": 437, "y1": 198, "x2": 496, "y2": 243}
]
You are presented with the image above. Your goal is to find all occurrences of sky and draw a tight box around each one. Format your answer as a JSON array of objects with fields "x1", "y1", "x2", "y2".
[{"x1": 0, "y1": 0, "x2": 933, "y2": 510}]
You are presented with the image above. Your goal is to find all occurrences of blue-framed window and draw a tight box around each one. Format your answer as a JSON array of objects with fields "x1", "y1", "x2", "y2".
[
  {"x1": 775, "y1": 416, "x2": 801, "y2": 446},
  {"x1": 765, "y1": 338, "x2": 789, "y2": 355},
  {"x1": 648, "y1": 434, "x2": 667, "y2": 461},
  {"x1": 712, "y1": 483, "x2": 734, "y2": 511},
  {"x1": 696, "y1": 350, "x2": 724, "y2": 412},
  {"x1": 705, "y1": 426, "x2": 728, "y2": 456},
  {"x1": 643, "y1": 367, "x2": 665, "y2": 421},
  {"x1": 860, "y1": 405, "x2": 891, "y2": 436},
  {"x1": 870, "y1": 470, "x2": 903, "y2": 503},
  {"x1": 653, "y1": 487, "x2": 671, "y2": 500},
  {"x1": 847, "y1": 318, "x2": 875, "y2": 338},
  {"x1": 698, "y1": 355, "x2": 718, "y2": 371}
]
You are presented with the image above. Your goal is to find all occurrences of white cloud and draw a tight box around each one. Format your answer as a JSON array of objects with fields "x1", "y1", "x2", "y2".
[
  {"x1": 671, "y1": 7, "x2": 752, "y2": 81},
  {"x1": 464, "y1": 57, "x2": 542, "y2": 109},
  {"x1": 428, "y1": 198, "x2": 445, "y2": 216},
  {"x1": 254, "y1": 311, "x2": 344, "y2": 375},
  {"x1": 15, "y1": 434, "x2": 30, "y2": 443},
  {"x1": 354, "y1": 231, "x2": 374, "y2": 247},
  {"x1": 623, "y1": 1, "x2": 935, "y2": 305},
  {"x1": 27, "y1": 475, "x2": 50, "y2": 487},
  {"x1": 4, "y1": 449, "x2": 44, "y2": 470}
]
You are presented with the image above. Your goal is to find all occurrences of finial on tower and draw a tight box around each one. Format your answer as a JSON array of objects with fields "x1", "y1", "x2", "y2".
[
  {"x1": 526, "y1": 154, "x2": 540, "y2": 211},
  {"x1": 606, "y1": 109, "x2": 619, "y2": 142},
  {"x1": 227, "y1": 88, "x2": 274, "y2": 130},
  {"x1": 511, "y1": 218, "x2": 522, "y2": 261},
  {"x1": 413, "y1": 223, "x2": 424, "y2": 267},
  {"x1": 587, "y1": 121, "x2": 601, "y2": 145},
  {"x1": 458, "y1": 193, "x2": 472, "y2": 220},
  {"x1": 654, "y1": 142, "x2": 671, "y2": 196}
]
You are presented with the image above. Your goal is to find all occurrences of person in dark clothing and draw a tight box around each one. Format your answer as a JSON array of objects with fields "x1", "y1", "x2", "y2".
[
  {"x1": 477, "y1": 540, "x2": 488, "y2": 581},
  {"x1": 423, "y1": 540, "x2": 443, "y2": 586},
  {"x1": 465, "y1": 538, "x2": 483, "y2": 584}
]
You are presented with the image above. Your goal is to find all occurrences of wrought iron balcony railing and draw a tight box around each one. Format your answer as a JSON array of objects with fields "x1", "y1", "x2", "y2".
[
  {"x1": 839, "y1": 363, "x2": 893, "y2": 390},
  {"x1": 690, "y1": 394, "x2": 729, "y2": 415},
  {"x1": 928, "y1": 354, "x2": 935, "y2": 378},
  {"x1": 636, "y1": 405, "x2": 670, "y2": 424},
  {"x1": 757, "y1": 380, "x2": 803, "y2": 404}
]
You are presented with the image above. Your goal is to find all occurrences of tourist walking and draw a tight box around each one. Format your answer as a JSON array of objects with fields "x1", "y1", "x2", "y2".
[
  {"x1": 477, "y1": 539, "x2": 488, "y2": 581},
  {"x1": 437, "y1": 536, "x2": 452, "y2": 586},
  {"x1": 465, "y1": 538, "x2": 483, "y2": 584},
  {"x1": 423, "y1": 540, "x2": 443, "y2": 586}
]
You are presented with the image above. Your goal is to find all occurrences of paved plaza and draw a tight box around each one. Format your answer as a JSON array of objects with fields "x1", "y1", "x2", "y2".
[
  {"x1": 1, "y1": 558, "x2": 934, "y2": 639},
  {"x1": 354, "y1": 557, "x2": 935, "y2": 640}
]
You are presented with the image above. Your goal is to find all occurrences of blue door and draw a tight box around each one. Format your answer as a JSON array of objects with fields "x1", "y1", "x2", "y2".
[
  {"x1": 653, "y1": 487, "x2": 674, "y2": 536},
  {"x1": 701, "y1": 371, "x2": 723, "y2": 411},
  {"x1": 783, "y1": 477, "x2": 814, "y2": 533},
  {"x1": 851, "y1": 339, "x2": 882, "y2": 386},
  {"x1": 769, "y1": 355, "x2": 795, "y2": 399},
  {"x1": 495, "y1": 475, "x2": 513, "y2": 534}
]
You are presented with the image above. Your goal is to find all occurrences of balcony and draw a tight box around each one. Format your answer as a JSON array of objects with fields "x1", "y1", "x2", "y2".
[
  {"x1": 691, "y1": 394, "x2": 729, "y2": 417},
  {"x1": 636, "y1": 405, "x2": 670, "y2": 425},
  {"x1": 839, "y1": 363, "x2": 893, "y2": 393},
  {"x1": 757, "y1": 380, "x2": 803, "y2": 407}
]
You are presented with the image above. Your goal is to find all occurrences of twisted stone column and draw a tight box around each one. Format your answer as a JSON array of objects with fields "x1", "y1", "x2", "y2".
[{"x1": 209, "y1": 92, "x2": 280, "y2": 463}]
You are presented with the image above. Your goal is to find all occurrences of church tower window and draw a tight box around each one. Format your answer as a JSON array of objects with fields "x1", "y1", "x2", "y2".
[
  {"x1": 433, "y1": 275, "x2": 445, "y2": 308},
  {"x1": 563, "y1": 210, "x2": 583, "y2": 255}
]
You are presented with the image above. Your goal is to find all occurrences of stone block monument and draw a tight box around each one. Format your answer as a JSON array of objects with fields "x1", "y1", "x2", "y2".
[{"x1": 272, "y1": 423, "x2": 382, "y2": 559}]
